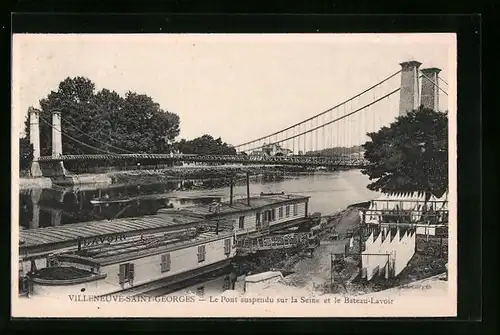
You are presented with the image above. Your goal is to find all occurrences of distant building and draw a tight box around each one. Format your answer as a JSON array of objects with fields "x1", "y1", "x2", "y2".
[{"x1": 251, "y1": 143, "x2": 292, "y2": 157}]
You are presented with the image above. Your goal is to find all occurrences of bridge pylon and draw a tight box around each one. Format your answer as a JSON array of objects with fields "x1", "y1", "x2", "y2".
[
  {"x1": 51, "y1": 110, "x2": 67, "y2": 177},
  {"x1": 420, "y1": 67, "x2": 441, "y2": 111},
  {"x1": 28, "y1": 108, "x2": 42, "y2": 177},
  {"x1": 399, "y1": 60, "x2": 422, "y2": 117}
]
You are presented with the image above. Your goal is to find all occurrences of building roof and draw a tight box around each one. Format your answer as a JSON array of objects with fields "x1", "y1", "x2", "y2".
[
  {"x1": 19, "y1": 212, "x2": 227, "y2": 249},
  {"x1": 177, "y1": 194, "x2": 309, "y2": 217}
]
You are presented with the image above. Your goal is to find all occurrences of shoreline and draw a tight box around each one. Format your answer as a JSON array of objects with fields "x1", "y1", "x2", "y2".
[
  {"x1": 18, "y1": 168, "x2": 344, "y2": 190},
  {"x1": 234, "y1": 205, "x2": 448, "y2": 297}
]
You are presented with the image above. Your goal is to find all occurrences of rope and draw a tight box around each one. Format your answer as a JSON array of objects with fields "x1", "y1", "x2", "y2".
[{"x1": 233, "y1": 70, "x2": 402, "y2": 148}]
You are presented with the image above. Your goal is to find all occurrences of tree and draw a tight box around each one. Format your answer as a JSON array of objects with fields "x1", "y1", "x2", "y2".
[
  {"x1": 19, "y1": 137, "x2": 34, "y2": 171},
  {"x1": 361, "y1": 106, "x2": 448, "y2": 200},
  {"x1": 25, "y1": 77, "x2": 181, "y2": 155},
  {"x1": 175, "y1": 135, "x2": 236, "y2": 155}
]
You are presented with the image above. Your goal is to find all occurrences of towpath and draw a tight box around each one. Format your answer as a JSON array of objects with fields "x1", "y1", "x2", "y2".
[{"x1": 282, "y1": 207, "x2": 361, "y2": 290}]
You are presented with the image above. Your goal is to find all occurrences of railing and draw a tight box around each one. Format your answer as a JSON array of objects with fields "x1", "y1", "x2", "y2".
[
  {"x1": 362, "y1": 208, "x2": 449, "y2": 225},
  {"x1": 38, "y1": 153, "x2": 370, "y2": 167},
  {"x1": 237, "y1": 232, "x2": 309, "y2": 252}
]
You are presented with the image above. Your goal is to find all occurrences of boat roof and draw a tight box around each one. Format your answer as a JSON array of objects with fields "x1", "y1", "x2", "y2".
[
  {"x1": 63, "y1": 227, "x2": 233, "y2": 266},
  {"x1": 176, "y1": 194, "x2": 309, "y2": 217},
  {"x1": 19, "y1": 212, "x2": 230, "y2": 249}
]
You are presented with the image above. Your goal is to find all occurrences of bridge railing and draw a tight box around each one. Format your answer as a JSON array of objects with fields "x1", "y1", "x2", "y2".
[{"x1": 38, "y1": 153, "x2": 371, "y2": 168}]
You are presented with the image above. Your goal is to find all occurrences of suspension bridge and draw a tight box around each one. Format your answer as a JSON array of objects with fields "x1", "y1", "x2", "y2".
[{"x1": 27, "y1": 61, "x2": 447, "y2": 178}]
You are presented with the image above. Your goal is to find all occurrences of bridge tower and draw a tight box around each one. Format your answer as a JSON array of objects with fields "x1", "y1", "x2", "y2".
[
  {"x1": 51, "y1": 110, "x2": 66, "y2": 176},
  {"x1": 28, "y1": 108, "x2": 42, "y2": 177},
  {"x1": 399, "y1": 61, "x2": 422, "y2": 117},
  {"x1": 420, "y1": 67, "x2": 441, "y2": 112}
]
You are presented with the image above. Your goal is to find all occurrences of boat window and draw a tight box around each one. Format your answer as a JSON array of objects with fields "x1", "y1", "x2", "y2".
[
  {"x1": 239, "y1": 216, "x2": 245, "y2": 229},
  {"x1": 197, "y1": 245, "x2": 206, "y2": 263},
  {"x1": 161, "y1": 253, "x2": 171, "y2": 273},
  {"x1": 286, "y1": 205, "x2": 290, "y2": 217},
  {"x1": 279, "y1": 207, "x2": 283, "y2": 219},
  {"x1": 255, "y1": 212, "x2": 260, "y2": 224},
  {"x1": 271, "y1": 208, "x2": 276, "y2": 221},
  {"x1": 293, "y1": 204, "x2": 298, "y2": 216}
]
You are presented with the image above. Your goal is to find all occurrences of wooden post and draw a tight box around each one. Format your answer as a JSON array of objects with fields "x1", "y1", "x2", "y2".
[
  {"x1": 359, "y1": 225, "x2": 363, "y2": 276},
  {"x1": 246, "y1": 172, "x2": 250, "y2": 206},
  {"x1": 439, "y1": 235, "x2": 443, "y2": 257},
  {"x1": 330, "y1": 254, "x2": 334, "y2": 287},
  {"x1": 229, "y1": 177, "x2": 234, "y2": 206}
]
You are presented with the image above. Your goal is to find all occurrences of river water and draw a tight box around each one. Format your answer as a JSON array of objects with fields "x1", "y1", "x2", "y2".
[{"x1": 18, "y1": 169, "x2": 380, "y2": 230}]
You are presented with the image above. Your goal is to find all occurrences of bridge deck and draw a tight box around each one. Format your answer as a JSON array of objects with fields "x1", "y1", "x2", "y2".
[{"x1": 37, "y1": 153, "x2": 370, "y2": 168}]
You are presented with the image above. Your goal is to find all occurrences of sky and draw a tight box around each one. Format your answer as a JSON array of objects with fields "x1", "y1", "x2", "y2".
[{"x1": 12, "y1": 33, "x2": 456, "y2": 146}]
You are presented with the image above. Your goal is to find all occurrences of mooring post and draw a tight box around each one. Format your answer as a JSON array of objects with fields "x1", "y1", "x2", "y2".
[
  {"x1": 246, "y1": 172, "x2": 250, "y2": 206},
  {"x1": 330, "y1": 253, "x2": 334, "y2": 287},
  {"x1": 229, "y1": 177, "x2": 234, "y2": 206}
]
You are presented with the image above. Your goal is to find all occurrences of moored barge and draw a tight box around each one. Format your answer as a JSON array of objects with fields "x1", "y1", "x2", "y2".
[
  {"x1": 19, "y1": 192, "x2": 321, "y2": 297},
  {"x1": 25, "y1": 220, "x2": 236, "y2": 298}
]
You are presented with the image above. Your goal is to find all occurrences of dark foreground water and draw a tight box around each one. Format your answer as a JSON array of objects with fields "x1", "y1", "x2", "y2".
[{"x1": 18, "y1": 170, "x2": 380, "y2": 231}]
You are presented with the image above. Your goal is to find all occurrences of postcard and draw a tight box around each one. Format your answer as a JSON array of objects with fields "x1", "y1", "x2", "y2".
[{"x1": 12, "y1": 33, "x2": 457, "y2": 318}]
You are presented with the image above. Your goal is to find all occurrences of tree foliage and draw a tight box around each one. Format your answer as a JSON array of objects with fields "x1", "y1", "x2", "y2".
[
  {"x1": 25, "y1": 77, "x2": 180, "y2": 155},
  {"x1": 306, "y1": 145, "x2": 363, "y2": 156},
  {"x1": 175, "y1": 134, "x2": 236, "y2": 155},
  {"x1": 19, "y1": 137, "x2": 34, "y2": 171},
  {"x1": 361, "y1": 106, "x2": 448, "y2": 199}
]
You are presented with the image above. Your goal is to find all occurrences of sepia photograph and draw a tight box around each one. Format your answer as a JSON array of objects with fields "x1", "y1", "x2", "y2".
[{"x1": 11, "y1": 33, "x2": 457, "y2": 318}]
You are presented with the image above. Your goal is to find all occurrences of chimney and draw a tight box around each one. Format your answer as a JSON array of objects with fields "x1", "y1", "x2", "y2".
[
  {"x1": 399, "y1": 61, "x2": 422, "y2": 116},
  {"x1": 77, "y1": 236, "x2": 82, "y2": 252},
  {"x1": 420, "y1": 67, "x2": 441, "y2": 111}
]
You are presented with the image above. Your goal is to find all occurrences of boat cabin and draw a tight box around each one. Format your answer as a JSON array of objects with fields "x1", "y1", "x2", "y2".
[
  {"x1": 18, "y1": 211, "x2": 218, "y2": 274},
  {"x1": 176, "y1": 193, "x2": 311, "y2": 238},
  {"x1": 26, "y1": 220, "x2": 236, "y2": 298}
]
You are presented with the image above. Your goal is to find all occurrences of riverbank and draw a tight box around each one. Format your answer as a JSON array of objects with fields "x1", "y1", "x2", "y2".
[
  {"x1": 18, "y1": 165, "x2": 358, "y2": 190},
  {"x1": 19, "y1": 177, "x2": 53, "y2": 189},
  {"x1": 232, "y1": 205, "x2": 448, "y2": 297},
  {"x1": 232, "y1": 207, "x2": 361, "y2": 280}
]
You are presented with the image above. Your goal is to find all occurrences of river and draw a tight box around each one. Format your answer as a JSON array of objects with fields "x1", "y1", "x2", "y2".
[{"x1": 18, "y1": 169, "x2": 380, "y2": 230}]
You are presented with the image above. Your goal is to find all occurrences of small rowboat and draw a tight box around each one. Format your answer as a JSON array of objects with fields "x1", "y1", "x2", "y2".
[{"x1": 90, "y1": 197, "x2": 134, "y2": 205}]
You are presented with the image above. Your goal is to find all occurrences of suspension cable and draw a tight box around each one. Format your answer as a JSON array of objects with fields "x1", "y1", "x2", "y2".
[
  {"x1": 438, "y1": 76, "x2": 449, "y2": 85},
  {"x1": 234, "y1": 70, "x2": 402, "y2": 148},
  {"x1": 39, "y1": 116, "x2": 119, "y2": 155},
  {"x1": 243, "y1": 88, "x2": 401, "y2": 152},
  {"x1": 419, "y1": 72, "x2": 448, "y2": 96},
  {"x1": 60, "y1": 116, "x2": 136, "y2": 154}
]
